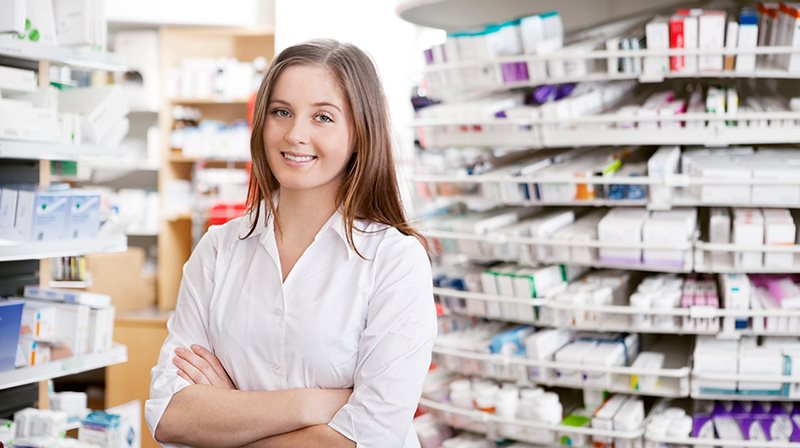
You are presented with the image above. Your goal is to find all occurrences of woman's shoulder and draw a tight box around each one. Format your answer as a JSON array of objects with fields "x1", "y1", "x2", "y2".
[{"x1": 353, "y1": 219, "x2": 427, "y2": 262}]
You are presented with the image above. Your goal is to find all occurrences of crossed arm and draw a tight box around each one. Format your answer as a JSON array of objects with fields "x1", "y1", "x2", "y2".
[{"x1": 154, "y1": 345, "x2": 355, "y2": 448}]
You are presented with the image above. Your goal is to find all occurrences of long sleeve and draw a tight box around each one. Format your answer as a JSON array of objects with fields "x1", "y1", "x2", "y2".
[
  {"x1": 327, "y1": 235, "x2": 437, "y2": 448},
  {"x1": 144, "y1": 228, "x2": 218, "y2": 446}
]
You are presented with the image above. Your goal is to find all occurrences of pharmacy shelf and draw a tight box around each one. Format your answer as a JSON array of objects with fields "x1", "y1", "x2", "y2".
[
  {"x1": 419, "y1": 397, "x2": 645, "y2": 440},
  {"x1": 415, "y1": 113, "x2": 800, "y2": 149},
  {"x1": 425, "y1": 229, "x2": 693, "y2": 273},
  {"x1": 0, "y1": 140, "x2": 127, "y2": 163},
  {"x1": 0, "y1": 235, "x2": 127, "y2": 262},
  {"x1": 0, "y1": 39, "x2": 126, "y2": 72},
  {"x1": 0, "y1": 344, "x2": 127, "y2": 391},
  {"x1": 691, "y1": 371, "x2": 800, "y2": 402},
  {"x1": 645, "y1": 434, "x2": 800, "y2": 448},
  {"x1": 434, "y1": 287, "x2": 548, "y2": 307},
  {"x1": 433, "y1": 345, "x2": 690, "y2": 398},
  {"x1": 422, "y1": 47, "x2": 800, "y2": 96}
]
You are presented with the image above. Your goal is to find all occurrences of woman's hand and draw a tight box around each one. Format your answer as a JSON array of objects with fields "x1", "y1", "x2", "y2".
[{"x1": 173, "y1": 344, "x2": 237, "y2": 390}]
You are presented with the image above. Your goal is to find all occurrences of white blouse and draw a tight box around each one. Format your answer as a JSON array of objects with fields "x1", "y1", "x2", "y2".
[{"x1": 145, "y1": 206, "x2": 437, "y2": 448}]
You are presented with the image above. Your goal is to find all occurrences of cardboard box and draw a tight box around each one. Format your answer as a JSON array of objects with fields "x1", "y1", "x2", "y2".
[{"x1": 82, "y1": 248, "x2": 155, "y2": 312}]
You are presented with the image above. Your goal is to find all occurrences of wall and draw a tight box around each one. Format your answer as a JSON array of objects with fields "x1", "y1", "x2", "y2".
[
  {"x1": 107, "y1": 0, "x2": 274, "y2": 28},
  {"x1": 275, "y1": 0, "x2": 436, "y2": 210}
]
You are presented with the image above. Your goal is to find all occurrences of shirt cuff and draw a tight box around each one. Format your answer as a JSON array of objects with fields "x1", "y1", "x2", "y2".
[{"x1": 145, "y1": 371, "x2": 192, "y2": 447}]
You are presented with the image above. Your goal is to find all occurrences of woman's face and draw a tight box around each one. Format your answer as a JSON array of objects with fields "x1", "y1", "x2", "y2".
[{"x1": 263, "y1": 64, "x2": 355, "y2": 196}]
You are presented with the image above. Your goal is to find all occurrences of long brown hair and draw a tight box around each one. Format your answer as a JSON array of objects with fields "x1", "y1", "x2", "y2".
[{"x1": 245, "y1": 39, "x2": 426, "y2": 258}]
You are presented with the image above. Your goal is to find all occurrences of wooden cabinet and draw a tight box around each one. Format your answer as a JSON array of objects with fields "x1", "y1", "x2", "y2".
[{"x1": 105, "y1": 310, "x2": 170, "y2": 448}]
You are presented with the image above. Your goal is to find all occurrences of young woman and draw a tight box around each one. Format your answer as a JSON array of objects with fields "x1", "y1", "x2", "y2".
[{"x1": 145, "y1": 39, "x2": 436, "y2": 448}]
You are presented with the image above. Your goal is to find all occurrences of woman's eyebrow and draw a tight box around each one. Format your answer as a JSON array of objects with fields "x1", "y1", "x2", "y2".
[
  {"x1": 313, "y1": 102, "x2": 343, "y2": 113},
  {"x1": 270, "y1": 98, "x2": 342, "y2": 113}
]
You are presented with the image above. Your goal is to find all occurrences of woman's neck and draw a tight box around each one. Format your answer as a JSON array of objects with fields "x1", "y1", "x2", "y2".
[{"x1": 275, "y1": 187, "x2": 339, "y2": 243}]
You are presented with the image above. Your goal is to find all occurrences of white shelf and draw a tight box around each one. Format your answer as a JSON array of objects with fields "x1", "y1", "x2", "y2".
[
  {"x1": 420, "y1": 397, "x2": 645, "y2": 439},
  {"x1": 0, "y1": 344, "x2": 127, "y2": 391},
  {"x1": 432, "y1": 345, "x2": 690, "y2": 398},
  {"x1": 0, "y1": 39, "x2": 126, "y2": 72},
  {"x1": 49, "y1": 279, "x2": 91, "y2": 289},
  {"x1": 426, "y1": 229, "x2": 693, "y2": 273},
  {"x1": 0, "y1": 140, "x2": 127, "y2": 163},
  {"x1": 415, "y1": 112, "x2": 800, "y2": 149},
  {"x1": 0, "y1": 235, "x2": 128, "y2": 262},
  {"x1": 434, "y1": 287, "x2": 548, "y2": 307},
  {"x1": 422, "y1": 47, "x2": 800, "y2": 97},
  {"x1": 437, "y1": 285, "x2": 800, "y2": 336}
]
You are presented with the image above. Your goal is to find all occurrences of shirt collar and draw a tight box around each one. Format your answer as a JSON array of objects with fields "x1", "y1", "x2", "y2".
[{"x1": 238, "y1": 200, "x2": 355, "y2": 261}]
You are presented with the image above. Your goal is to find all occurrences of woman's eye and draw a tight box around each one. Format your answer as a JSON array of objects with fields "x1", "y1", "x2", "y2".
[
  {"x1": 271, "y1": 108, "x2": 291, "y2": 118},
  {"x1": 316, "y1": 113, "x2": 334, "y2": 123}
]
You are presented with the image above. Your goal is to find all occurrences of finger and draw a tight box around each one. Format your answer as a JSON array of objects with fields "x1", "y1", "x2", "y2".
[
  {"x1": 176, "y1": 368, "x2": 195, "y2": 384},
  {"x1": 175, "y1": 347, "x2": 218, "y2": 386},
  {"x1": 173, "y1": 355, "x2": 210, "y2": 385},
  {"x1": 191, "y1": 345, "x2": 235, "y2": 388}
]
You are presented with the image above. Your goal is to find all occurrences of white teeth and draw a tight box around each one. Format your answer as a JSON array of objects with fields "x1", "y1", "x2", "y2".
[{"x1": 283, "y1": 153, "x2": 315, "y2": 162}]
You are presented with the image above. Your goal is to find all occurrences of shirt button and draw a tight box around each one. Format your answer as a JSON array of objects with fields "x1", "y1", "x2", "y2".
[
  {"x1": 273, "y1": 308, "x2": 282, "y2": 317},
  {"x1": 270, "y1": 362, "x2": 280, "y2": 371}
]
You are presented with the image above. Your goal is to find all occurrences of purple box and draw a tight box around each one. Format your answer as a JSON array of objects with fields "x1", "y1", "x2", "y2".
[{"x1": 692, "y1": 413, "x2": 715, "y2": 438}]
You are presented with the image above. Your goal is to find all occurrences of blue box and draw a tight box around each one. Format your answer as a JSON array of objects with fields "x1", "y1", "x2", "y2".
[
  {"x1": 0, "y1": 300, "x2": 24, "y2": 371},
  {"x1": 67, "y1": 193, "x2": 101, "y2": 239}
]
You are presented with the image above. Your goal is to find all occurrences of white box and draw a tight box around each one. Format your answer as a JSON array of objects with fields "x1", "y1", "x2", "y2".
[
  {"x1": 582, "y1": 343, "x2": 625, "y2": 388},
  {"x1": 643, "y1": 208, "x2": 697, "y2": 268},
  {"x1": 528, "y1": 209, "x2": 575, "y2": 260},
  {"x1": 25, "y1": 298, "x2": 90, "y2": 358},
  {"x1": 693, "y1": 337, "x2": 738, "y2": 393},
  {"x1": 647, "y1": 146, "x2": 680, "y2": 206},
  {"x1": 593, "y1": 395, "x2": 630, "y2": 446},
  {"x1": 682, "y1": 14, "x2": 699, "y2": 73},
  {"x1": 709, "y1": 208, "x2": 732, "y2": 269},
  {"x1": 58, "y1": 86, "x2": 130, "y2": 144},
  {"x1": 0, "y1": 66, "x2": 36, "y2": 93},
  {"x1": 0, "y1": 0, "x2": 26, "y2": 34},
  {"x1": 597, "y1": 208, "x2": 650, "y2": 265},
  {"x1": 698, "y1": 164, "x2": 751, "y2": 203},
  {"x1": 52, "y1": 0, "x2": 95, "y2": 46},
  {"x1": 26, "y1": 0, "x2": 57, "y2": 45},
  {"x1": 698, "y1": 11, "x2": 727, "y2": 71},
  {"x1": 645, "y1": 16, "x2": 670, "y2": 75},
  {"x1": 630, "y1": 352, "x2": 665, "y2": 391},
  {"x1": 733, "y1": 208, "x2": 764, "y2": 269},
  {"x1": 524, "y1": 328, "x2": 573, "y2": 381},
  {"x1": 736, "y1": 11, "x2": 759, "y2": 72},
  {"x1": 14, "y1": 190, "x2": 71, "y2": 241},
  {"x1": 0, "y1": 188, "x2": 18, "y2": 239},
  {"x1": 763, "y1": 208, "x2": 795, "y2": 268},
  {"x1": 20, "y1": 301, "x2": 57, "y2": 341},
  {"x1": 554, "y1": 340, "x2": 596, "y2": 385},
  {"x1": 738, "y1": 348, "x2": 786, "y2": 393},
  {"x1": 88, "y1": 307, "x2": 114, "y2": 354},
  {"x1": 752, "y1": 166, "x2": 800, "y2": 206}
]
